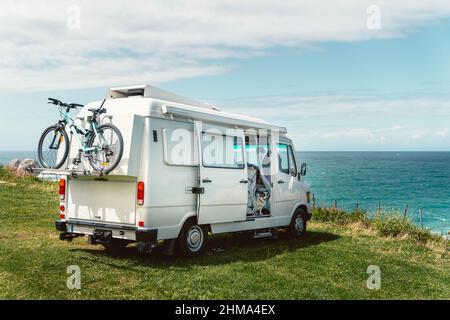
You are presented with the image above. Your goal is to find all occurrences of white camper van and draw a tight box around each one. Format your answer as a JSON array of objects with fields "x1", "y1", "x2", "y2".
[{"x1": 53, "y1": 85, "x2": 311, "y2": 256}]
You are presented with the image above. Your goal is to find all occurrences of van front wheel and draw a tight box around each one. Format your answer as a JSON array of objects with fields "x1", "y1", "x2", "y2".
[
  {"x1": 288, "y1": 208, "x2": 307, "y2": 237},
  {"x1": 177, "y1": 220, "x2": 208, "y2": 257}
]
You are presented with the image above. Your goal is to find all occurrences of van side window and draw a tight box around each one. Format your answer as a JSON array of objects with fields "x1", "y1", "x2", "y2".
[
  {"x1": 245, "y1": 134, "x2": 270, "y2": 169},
  {"x1": 162, "y1": 128, "x2": 198, "y2": 166},
  {"x1": 288, "y1": 145, "x2": 297, "y2": 176},
  {"x1": 202, "y1": 132, "x2": 245, "y2": 169},
  {"x1": 277, "y1": 144, "x2": 290, "y2": 175}
]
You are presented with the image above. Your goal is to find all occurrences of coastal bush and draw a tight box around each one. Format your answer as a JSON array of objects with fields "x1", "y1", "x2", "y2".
[
  {"x1": 0, "y1": 166, "x2": 50, "y2": 185},
  {"x1": 312, "y1": 206, "x2": 445, "y2": 244},
  {"x1": 372, "y1": 213, "x2": 436, "y2": 243},
  {"x1": 312, "y1": 207, "x2": 368, "y2": 225}
]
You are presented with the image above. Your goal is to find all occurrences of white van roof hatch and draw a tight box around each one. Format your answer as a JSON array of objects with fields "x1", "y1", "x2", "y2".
[{"x1": 107, "y1": 84, "x2": 221, "y2": 111}]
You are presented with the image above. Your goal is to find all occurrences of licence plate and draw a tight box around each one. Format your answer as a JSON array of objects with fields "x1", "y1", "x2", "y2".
[{"x1": 93, "y1": 229, "x2": 112, "y2": 242}]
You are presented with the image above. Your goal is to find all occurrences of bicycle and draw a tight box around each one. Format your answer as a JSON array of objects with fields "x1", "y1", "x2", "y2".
[{"x1": 37, "y1": 98, "x2": 124, "y2": 174}]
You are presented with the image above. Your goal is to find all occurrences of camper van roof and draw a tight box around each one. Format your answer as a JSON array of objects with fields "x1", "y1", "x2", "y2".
[
  {"x1": 106, "y1": 84, "x2": 287, "y2": 134},
  {"x1": 107, "y1": 84, "x2": 221, "y2": 111}
]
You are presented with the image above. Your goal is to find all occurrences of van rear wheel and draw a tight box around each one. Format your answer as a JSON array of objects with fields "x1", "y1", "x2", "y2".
[{"x1": 177, "y1": 219, "x2": 208, "y2": 257}]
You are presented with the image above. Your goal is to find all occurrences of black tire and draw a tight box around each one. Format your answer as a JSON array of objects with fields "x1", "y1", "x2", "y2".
[
  {"x1": 37, "y1": 125, "x2": 69, "y2": 169},
  {"x1": 176, "y1": 219, "x2": 208, "y2": 257},
  {"x1": 288, "y1": 208, "x2": 307, "y2": 237},
  {"x1": 87, "y1": 123, "x2": 124, "y2": 174},
  {"x1": 101, "y1": 238, "x2": 129, "y2": 250}
]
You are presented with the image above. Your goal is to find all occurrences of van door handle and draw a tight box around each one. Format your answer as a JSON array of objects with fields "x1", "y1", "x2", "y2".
[
  {"x1": 278, "y1": 180, "x2": 285, "y2": 184},
  {"x1": 202, "y1": 178, "x2": 212, "y2": 183},
  {"x1": 239, "y1": 179, "x2": 248, "y2": 184}
]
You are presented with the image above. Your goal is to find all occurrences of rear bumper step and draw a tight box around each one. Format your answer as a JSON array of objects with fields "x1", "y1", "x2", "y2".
[{"x1": 55, "y1": 220, "x2": 157, "y2": 243}]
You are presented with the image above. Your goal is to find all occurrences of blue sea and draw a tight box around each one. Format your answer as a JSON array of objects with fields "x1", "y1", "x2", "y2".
[
  {"x1": 0, "y1": 151, "x2": 37, "y2": 165},
  {"x1": 1, "y1": 151, "x2": 449, "y2": 234},
  {"x1": 298, "y1": 152, "x2": 450, "y2": 235}
]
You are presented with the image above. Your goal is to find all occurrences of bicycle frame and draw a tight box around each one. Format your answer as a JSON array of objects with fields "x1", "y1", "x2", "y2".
[{"x1": 59, "y1": 107, "x2": 108, "y2": 154}]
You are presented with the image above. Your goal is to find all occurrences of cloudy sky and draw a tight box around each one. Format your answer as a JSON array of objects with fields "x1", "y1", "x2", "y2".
[{"x1": 1, "y1": 0, "x2": 450, "y2": 151}]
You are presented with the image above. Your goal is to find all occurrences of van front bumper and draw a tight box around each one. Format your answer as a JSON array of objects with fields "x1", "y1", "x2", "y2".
[{"x1": 55, "y1": 220, "x2": 158, "y2": 242}]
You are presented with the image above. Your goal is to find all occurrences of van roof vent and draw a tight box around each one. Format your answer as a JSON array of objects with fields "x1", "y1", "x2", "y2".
[
  {"x1": 107, "y1": 84, "x2": 219, "y2": 110},
  {"x1": 107, "y1": 85, "x2": 147, "y2": 99}
]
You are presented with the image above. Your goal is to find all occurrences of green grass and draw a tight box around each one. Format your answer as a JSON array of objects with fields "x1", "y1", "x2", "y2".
[{"x1": 0, "y1": 167, "x2": 448, "y2": 299}]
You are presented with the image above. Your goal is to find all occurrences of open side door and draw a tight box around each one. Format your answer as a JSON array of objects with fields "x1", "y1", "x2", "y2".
[{"x1": 194, "y1": 121, "x2": 248, "y2": 224}]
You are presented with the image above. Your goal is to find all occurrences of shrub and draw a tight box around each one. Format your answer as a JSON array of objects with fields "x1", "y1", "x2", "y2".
[
  {"x1": 312, "y1": 207, "x2": 368, "y2": 225},
  {"x1": 312, "y1": 206, "x2": 445, "y2": 244},
  {"x1": 372, "y1": 213, "x2": 436, "y2": 243}
]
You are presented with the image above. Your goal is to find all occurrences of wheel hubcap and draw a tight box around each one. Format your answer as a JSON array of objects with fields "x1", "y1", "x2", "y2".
[
  {"x1": 295, "y1": 216, "x2": 304, "y2": 233},
  {"x1": 187, "y1": 226, "x2": 203, "y2": 252}
]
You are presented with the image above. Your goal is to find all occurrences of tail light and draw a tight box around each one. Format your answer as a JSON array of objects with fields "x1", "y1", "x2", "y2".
[
  {"x1": 137, "y1": 181, "x2": 145, "y2": 206},
  {"x1": 60, "y1": 213, "x2": 66, "y2": 219},
  {"x1": 138, "y1": 221, "x2": 145, "y2": 227},
  {"x1": 59, "y1": 178, "x2": 66, "y2": 200}
]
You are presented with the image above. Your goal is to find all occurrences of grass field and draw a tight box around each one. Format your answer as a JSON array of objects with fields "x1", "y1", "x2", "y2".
[{"x1": 0, "y1": 167, "x2": 448, "y2": 299}]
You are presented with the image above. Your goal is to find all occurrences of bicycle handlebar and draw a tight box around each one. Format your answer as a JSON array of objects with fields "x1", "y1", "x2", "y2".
[
  {"x1": 48, "y1": 97, "x2": 62, "y2": 106},
  {"x1": 69, "y1": 103, "x2": 84, "y2": 108},
  {"x1": 48, "y1": 98, "x2": 84, "y2": 110}
]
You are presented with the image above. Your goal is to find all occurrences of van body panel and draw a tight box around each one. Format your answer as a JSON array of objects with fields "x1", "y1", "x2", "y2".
[
  {"x1": 67, "y1": 179, "x2": 137, "y2": 225},
  {"x1": 210, "y1": 216, "x2": 291, "y2": 234},
  {"x1": 195, "y1": 122, "x2": 249, "y2": 224},
  {"x1": 67, "y1": 112, "x2": 145, "y2": 177}
]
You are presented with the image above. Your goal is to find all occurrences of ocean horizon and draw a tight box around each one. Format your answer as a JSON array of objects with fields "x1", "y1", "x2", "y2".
[{"x1": 1, "y1": 150, "x2": 449, "y2": 234}]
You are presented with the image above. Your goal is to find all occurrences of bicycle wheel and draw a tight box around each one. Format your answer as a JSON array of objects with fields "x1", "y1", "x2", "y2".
[
  {"x1": 38, "y1": 125, "x2": 69, "y2": 169},
  {"x1": 87, "y1": 123, "x2": 124, "y2": 174}
]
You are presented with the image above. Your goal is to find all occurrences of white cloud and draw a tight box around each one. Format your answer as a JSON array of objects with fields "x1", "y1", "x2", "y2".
[
  {"x1": 208, "y1": 91, "x2": 450, "y2": 150},
  {"x1": 1, "y1": 0, "x2": 450, "y2": 92},
  {"x1": 436, "y1": 127, "x2": 449, "y2": 138}
]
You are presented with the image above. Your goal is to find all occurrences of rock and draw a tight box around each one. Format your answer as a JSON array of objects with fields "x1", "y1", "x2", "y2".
[
  {"x1": 7, "y1": 159, "x2": 21, "y2": 171},
  {"x1": 16, "y1": 159, "x2": 38, "y2": 175}
]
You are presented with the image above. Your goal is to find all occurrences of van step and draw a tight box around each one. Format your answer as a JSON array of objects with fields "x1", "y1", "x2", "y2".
[{"x1": 253, "y1": 228, "x2": 272, "y2": 239}]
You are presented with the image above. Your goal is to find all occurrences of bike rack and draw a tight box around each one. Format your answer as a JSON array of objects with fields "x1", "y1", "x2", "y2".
[{"x1": 32, "y1": 167, "x2": 105, "y2": 179}]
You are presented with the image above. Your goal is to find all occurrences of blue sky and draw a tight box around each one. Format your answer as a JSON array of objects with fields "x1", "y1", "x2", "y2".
[{"x1": 0, "y1": 1, "x2": 449, "y2": 151}]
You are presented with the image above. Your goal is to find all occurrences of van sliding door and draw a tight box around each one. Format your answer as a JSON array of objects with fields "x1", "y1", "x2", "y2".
[{"x1": 194, "y1": 121, "x2": 248, "y2": 224}]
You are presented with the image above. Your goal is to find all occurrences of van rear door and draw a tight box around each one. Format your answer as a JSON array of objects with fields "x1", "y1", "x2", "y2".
[
  {"x1": 194, "y1": 121, "x2": 248, "y2": 224},
  {"x1": 67, "y1": 178, "x2": 136, "y2": 225}
]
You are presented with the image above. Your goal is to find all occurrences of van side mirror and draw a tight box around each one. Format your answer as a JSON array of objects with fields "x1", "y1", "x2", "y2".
[{"x1": 300, "y1": 163, "x2": 307, "y2": 176}]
